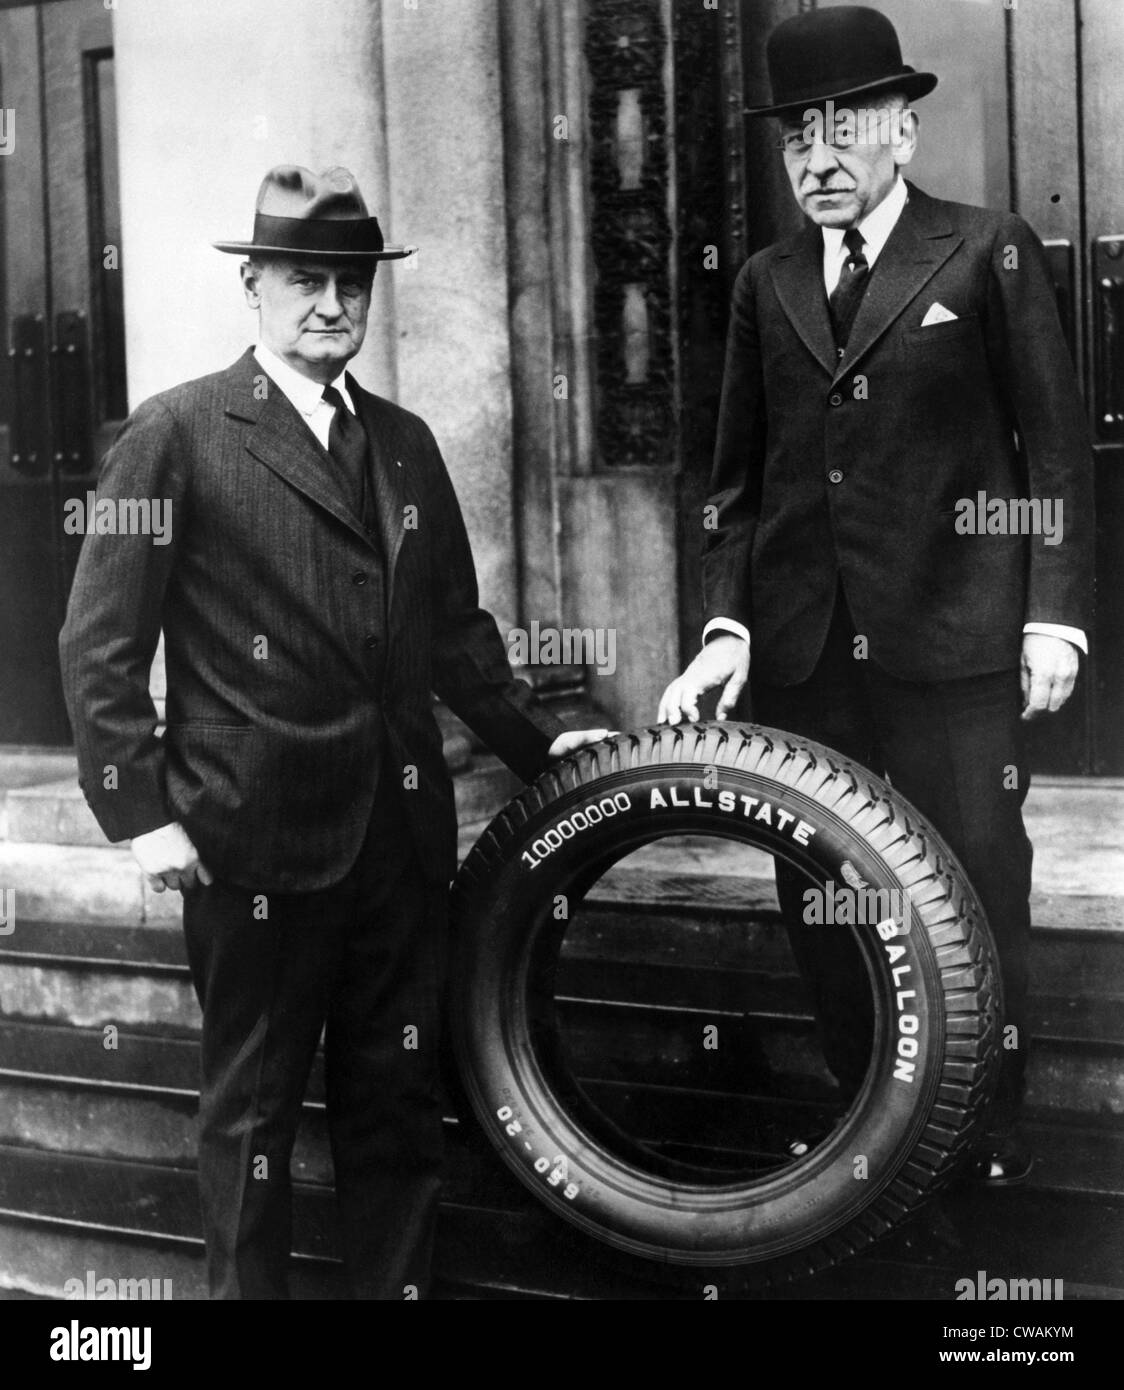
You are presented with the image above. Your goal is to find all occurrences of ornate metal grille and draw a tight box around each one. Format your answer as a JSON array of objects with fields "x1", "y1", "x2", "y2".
[
  {"x1": 585, "y1": 0, "x2": 675, "y2": 467},
  {"x1": 672, "y1": 0, "x2": 736, "y2": 485}
]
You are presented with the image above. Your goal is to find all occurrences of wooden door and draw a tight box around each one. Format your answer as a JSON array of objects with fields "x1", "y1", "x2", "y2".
[
  {"x1": 1074, "y1": 0, "x2": 1124, "y2": 775},
  {"x1": 0, "y1": 0, "x2": 124, "y2": 745},
  {"x1": 1007, "y1": 0, "x2": 1124, "y2": 774}
]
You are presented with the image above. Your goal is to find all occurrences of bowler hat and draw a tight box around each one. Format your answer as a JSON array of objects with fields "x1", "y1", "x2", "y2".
[
  {"x1": 746, "y1": 5, "x2": 937, "y2": 118},
  {"x1": 213, "y1": 164, "x2": 415, "y2": 260}
]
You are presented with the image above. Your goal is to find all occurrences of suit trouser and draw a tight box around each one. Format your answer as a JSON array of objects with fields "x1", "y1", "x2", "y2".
[
  {"x1": 751, "y1": 586, "x2": 1032, "y2": 1130},
  {"x1": 182, "y1": 783, "x2": 449, "y2": 1299}
]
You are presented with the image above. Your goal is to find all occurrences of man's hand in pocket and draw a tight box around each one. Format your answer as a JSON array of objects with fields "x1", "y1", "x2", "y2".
[{"x1": 131, "y1": 822, "x2": 213, "y2": 893}]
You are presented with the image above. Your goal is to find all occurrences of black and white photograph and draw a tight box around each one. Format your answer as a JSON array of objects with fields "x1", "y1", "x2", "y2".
[{"x1": 0, "y1": 0, "x2": 1120, "y2": 1353}]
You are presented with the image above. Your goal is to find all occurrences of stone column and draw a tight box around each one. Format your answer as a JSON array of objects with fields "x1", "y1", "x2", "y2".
[
  {"x1": 112, "y1": 0, "x2": 400, "y2": 404},
  {"x1": 381, "y1": 0, "x2": 520, "y2": 632}
]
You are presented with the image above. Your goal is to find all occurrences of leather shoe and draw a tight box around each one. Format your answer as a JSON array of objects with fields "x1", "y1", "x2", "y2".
[{"x1": 967, "y1": 1134, "x2": 1034, "y2": 1187}]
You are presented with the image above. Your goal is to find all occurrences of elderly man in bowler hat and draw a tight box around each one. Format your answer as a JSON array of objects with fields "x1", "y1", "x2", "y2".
[
  {"x1": 660, "y1": 7, "x2": 1092, "y2": 1183},
  {"x1": 60, "y1": 165, "x2": 606, "y2": 1298}
]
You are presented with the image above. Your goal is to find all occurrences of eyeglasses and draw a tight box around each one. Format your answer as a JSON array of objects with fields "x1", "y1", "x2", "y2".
[
  {"x1": 776, "y1": 131, "x2": 858, "y2": 157},
  {"x1": 775, "y1": 112, "x2": 911, "y2": 160}
]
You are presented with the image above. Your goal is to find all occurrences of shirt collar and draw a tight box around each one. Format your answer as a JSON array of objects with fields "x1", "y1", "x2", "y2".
[
  {"x1": 252, "y1": 342, "x2": 354, "y2": 418},
  {"x1": 822, "y1": 175, "x2": 909, "y2": 262}
]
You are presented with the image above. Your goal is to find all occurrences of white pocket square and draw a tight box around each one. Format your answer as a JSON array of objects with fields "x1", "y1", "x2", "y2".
[{"x1": 921, "y1": 302, "x2": 958, "y2": 326}]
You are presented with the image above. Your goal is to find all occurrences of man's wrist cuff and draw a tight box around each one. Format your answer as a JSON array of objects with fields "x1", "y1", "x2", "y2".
[
  {"x1": 702, "y1": 617, "x2": 750, "y2": 646},
  {"x1": 1023, "y1": 622, "x2": 1088, "y2": 655}
]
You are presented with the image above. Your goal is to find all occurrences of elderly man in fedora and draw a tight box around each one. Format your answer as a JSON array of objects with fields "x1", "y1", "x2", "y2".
[
  {"x1": 660, "y1": 7, "x2": 1092, "y2": 1184},
  {"x1": 60, "y1": 165, "x2": 606, "y2": 1299}
]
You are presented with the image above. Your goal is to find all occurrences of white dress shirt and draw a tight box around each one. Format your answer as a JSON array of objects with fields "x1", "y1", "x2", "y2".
[
  {"x1": 703, "y1": 176, "x2": 1087, "y2": 657},
  {"x1": 252, "y1": 341, "x2": 356, "y2": 451},
  {"x1": 822, "y1": 172, "x2": 908, "y2": 295}
]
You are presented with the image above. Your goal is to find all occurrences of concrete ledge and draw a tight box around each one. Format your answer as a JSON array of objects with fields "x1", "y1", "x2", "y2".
[
  {"x1": 453, "y1": 756, "x2": 520, "y2": 826},
  {"x1": 0, "y1": 749, "x2": 78, "y2": 792},
  {"x1": 142, "y1": 881, "x2": 183, "y2": 927},
  {"x1": 1032, "y1": 892, "x2": 1124, "y2": 934},
  {"x1": 0, "y1": 1081, "x2": 331, "y2": 1182},
  {"x1": 0, "y1": 844, "x2": 146, "y2": 926},
  {"x1": 1028, "y1": 1052, "x2": 1124, "y2": 1117},
  {"x1": 3, "y1": 758, "x2": 516, "y2": 850},
  {"x1": 3, "y1": 775, "x2": 1117, "y2": 935},
  {"x1": 0, "y1": 1221, "x2": 207, "y2": 1301},
  {"x1": 0, "y1": 964, "x2": 198, "y2": 1033},
  {"x1": 1025, "y1": 782, "x2": 1124, "y2": 898},
  {"x1": 5, "y1": 780, "x2": 106, "y2": 849}
]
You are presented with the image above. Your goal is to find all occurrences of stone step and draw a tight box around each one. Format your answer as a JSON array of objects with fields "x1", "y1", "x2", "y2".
[
  {"x1": 0, "y1": 1018, "x2": 829, "y2": 1135},
  {"x1": 5, "y1": 776, "x2": 1122, "y2": 933},
  {"x1": 0, "y1": 842, "x2": 177, "y2": 928},
  {"x1": 0, "y1": 769, "x2": 1116, "y2": 1300},
  {"x1": 4, "y1": 900, "x2": 1124, "y2": 1016},
  {"x1": 0, "y1": 748, "x2": 80, "y2": 792},
  {"x1": 8, "y1": 1011, "x2": 1121, "y2": 1204},
  {"x1": 0, "y1": 953, "x2": 200, "y2": 1035},
  {"x1": 1, "y1": 1130, "x2": 1122, "y2": 1300},
  {"x1": 0, "y1": 754, "x2": 518, "y2": 854},
  {"x1": 2, "y1": 1008, "x2": 1118, "y2": 1175},
  {"x1": 5, "y1": 883, "x2": 1123, "y2": 1011},
  {"x1": 3, "y1": 901, "x2": 1123, "y2": 1120},
  {"x1": 0, "y1": 760, "x2": 514, "y2": 928},
  {"x1": 585, "y1": 860, "x2": 1124, "y2": 936},
  {"x1": 2, "y1": 944, "x2": 1123, "y2": 1159}
]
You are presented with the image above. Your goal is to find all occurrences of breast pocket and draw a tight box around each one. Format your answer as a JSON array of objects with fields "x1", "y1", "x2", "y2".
[
  {"x1": 166, "y1": 719, "x2": 252, "y2": 733},
  {"x1": 906, "y1": 314, "x2": 981, "y2": 352}
]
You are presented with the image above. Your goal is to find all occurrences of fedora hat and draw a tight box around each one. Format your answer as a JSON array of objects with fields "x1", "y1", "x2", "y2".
[
  {"x1": 213, "y1": 164, "x2": 415, "y2": 260},
  {"x1": 746, "y1": 5, "x2": 937, "y2": 118}
]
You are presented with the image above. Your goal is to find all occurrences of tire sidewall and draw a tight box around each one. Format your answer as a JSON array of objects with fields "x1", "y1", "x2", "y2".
[{"x1": 453, "y1": 756, "x2": 954, "y2": 1266}]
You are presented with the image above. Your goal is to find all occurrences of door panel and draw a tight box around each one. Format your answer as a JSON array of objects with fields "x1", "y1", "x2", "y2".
[
  {"x1": 1009, "y1": 0, "x2": 1091, "y2": 772},
  {"x1": 1, "y1": 4, "x2": 62, "y2": 744},
  {"x1": 1080, "y1": 0, "x2": 1124, "y2": 774},
  {"x1": 0, "y1": 0, "x2": 121, "y2": 746},
  {"x1": 1013, "y1": 0, "x2": 1124, "y2": 773}
]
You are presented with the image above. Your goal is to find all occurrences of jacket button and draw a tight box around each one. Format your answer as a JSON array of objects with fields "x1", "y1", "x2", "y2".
[
  {"x1": 365, "y1": 633, "x2": 379, "y2": 649},
  {"x1": 828, "y1": 469, "x2": 844, "y2": 484},
  {"x1": 829, "y1": 392, "x2": 843, "y2": 407},
  {"x1": 352, "y1": 570, "x2": 368, "y2": 586}
]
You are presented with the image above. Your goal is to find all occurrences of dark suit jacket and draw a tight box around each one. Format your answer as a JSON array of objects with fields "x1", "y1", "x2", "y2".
[
  {"x1": 59, "y1": 348, "x2": 564, "y2": 891},
  {"x1": 703, "y1": 182, "x2": 1094, "y2": 686}
]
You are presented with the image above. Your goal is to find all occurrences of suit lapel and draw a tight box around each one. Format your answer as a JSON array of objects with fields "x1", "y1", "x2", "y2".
[
  {"x1": 770, "y1": 223, "x2": 837, "y2": 377},
  {"x1": 833, "y1": 185, "x2": 963, "y2": 383},
  {"x1": 224, "y1": 353, "x2": 412, "y2": 614},
  {"x1": 226, "y1": 351, "x2": 377, "y2": 551},
  {"x1": 769, "y1": 185, "x2": 965, "y2": 383},
  {"x1": 349, "y1": 376, "x2": 409, "y2": 612}
]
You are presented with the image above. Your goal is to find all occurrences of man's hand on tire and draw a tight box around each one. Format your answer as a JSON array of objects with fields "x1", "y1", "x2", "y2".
[
  {"x1": 131, "y1": 821, "x2": 213, "y2": 893},
  {"x1": 548, "y1": 729, "x2": 614, "y2": 759},
  {"x1": 658, "y1": 634, "x2": 750, "y2": 724}
]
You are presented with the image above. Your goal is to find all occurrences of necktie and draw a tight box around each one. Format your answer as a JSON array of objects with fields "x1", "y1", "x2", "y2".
[
  {"x1": 828, "y1": 227, "x2": 869, "y2": 351},
  {"x1": 322, "y1": 384, "x2": 368, "y2": 521}
]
